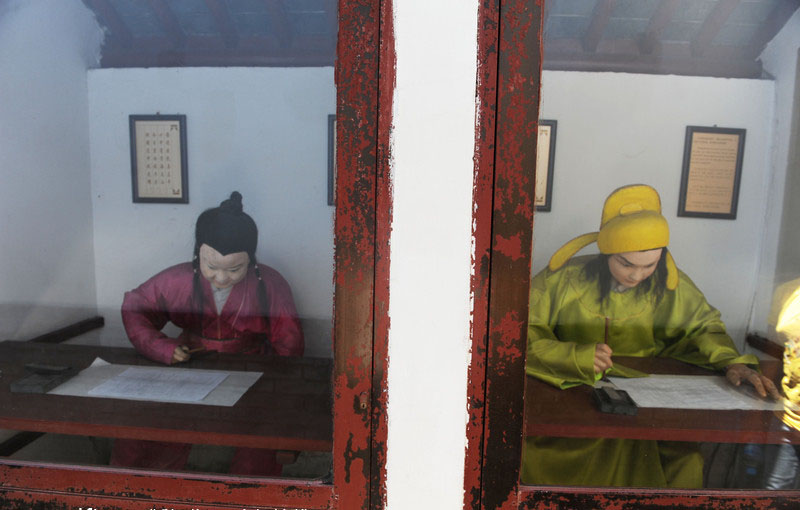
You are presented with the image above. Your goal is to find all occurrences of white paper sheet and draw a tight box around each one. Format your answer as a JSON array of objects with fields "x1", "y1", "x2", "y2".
[
  {"x1": 49, "y1": 358, "x2": 262, "y2": 407},
  {"x1": 608, "y1": 375, "x2": 785, "y2": 411},
  {"x1": 87, "y1": 366, "x2": 228, "y2": 402}
]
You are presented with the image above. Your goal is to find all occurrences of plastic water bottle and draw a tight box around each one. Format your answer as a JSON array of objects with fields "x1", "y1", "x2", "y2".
[{"x1": 740, "y1": 443, "x2": 764, "y2": 488}]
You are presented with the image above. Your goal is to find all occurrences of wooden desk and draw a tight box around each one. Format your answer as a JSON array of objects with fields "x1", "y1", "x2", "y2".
[
  {"x1": 525, "y1": 357, "x2": 800, "y2": 444},
  {"x1": 0, "y1": 341, "x2": 332, "y2": 451}
]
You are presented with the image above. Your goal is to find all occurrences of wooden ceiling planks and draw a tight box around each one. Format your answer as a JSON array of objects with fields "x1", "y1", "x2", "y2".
[
  {"x1": 86, "y1": 0, "x2": 334, "y2": 68},
  {"x1": 691, "y1": 0, "x2": 741, "y2": 57},
  {"x1": 583, "y1": 0, "x2": 618, "y2": 53},
  {"x1": 543, "y1": 0, "x2": 799, "y2": 77},
  {"x1": 83, "y1": 0, "x2": 798, "y2": 77},
  {"x1": 204, "y1": 0, "x2": 239, "y2": 49},
  {"x1": 263, "y1": 0, "x2": 293, "y2": 49},
  {"x1": 146, "y1": 0, "x2": 186, "y2": 49},
  {"x1": 638, "y1": 0, "x2": 680, "y2": 55}
]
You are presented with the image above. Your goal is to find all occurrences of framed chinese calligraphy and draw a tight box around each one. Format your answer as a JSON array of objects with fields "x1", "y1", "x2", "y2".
[{"x1": 129, "y1": 114, "x2": 189, "y2": 203}]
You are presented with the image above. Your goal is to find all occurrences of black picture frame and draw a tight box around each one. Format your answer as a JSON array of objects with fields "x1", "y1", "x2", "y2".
[
  {"x1": 328, "y1": 114, "x2": 337, "y2": 206},
  {"x1": 129, "y1": 114, "x2": 188, "y2": 204},
  {"x1": 677, "y1": 125, "x2": 745, "y2": 220},
  {"x1": 535, "y1": 119, "x2": 557, "y2": 212}
]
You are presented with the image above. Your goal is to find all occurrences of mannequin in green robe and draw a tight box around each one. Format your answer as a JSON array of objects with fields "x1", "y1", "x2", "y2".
[{"x1": 522, "y1": 184, "x2": 779, "y2": 488}]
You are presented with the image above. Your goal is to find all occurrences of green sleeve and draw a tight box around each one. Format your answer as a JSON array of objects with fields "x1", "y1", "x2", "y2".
[
  {"x1": 656, "y1": 272, "x2": 759, "y2": 371},
  {"x1": 526, "y1": 268, "x2": 600, "y2": 389}
]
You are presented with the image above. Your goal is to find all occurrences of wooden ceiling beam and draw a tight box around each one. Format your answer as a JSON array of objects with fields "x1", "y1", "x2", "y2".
[
  {"x1": 83, "y1": 0, "x2": 133, "y2": 48},
  {"x1": 147, "y1": 0, "x2": 185, "y2": 49},
  {"x1": 691, "y1": 0, "x2": 739, "y2": 57},
  {"x1": 638, "y1": 0, "x2": 680, "y2": 55},
  {"x1": 582, "y1": 0, "x2": 617, "y2": 53},
  {"x1": 99, "y1": 39, "x2": 334, "y2": 68},
  {"x1": 548, "y1": 37, "x2": 756, "y2": 60},
  {"x1": 545, "y1": 36, "x2": 762, "y2": 78},
  {"x1": 100, "y1": 53, "x2": 333, "y2": 68},
  {"x1": 204, "y1": 0, "x2": 239, "y2": 49},
  {"x1": 323, "y1": 0, "x2": 338, "y2": 45},
  {"x1": 544, "y1": 49, "x2": 762, "y2": 78},
  {"x1": 747, "y1": 0, "x2": 800, "y2": 59},
  {"x1": 99, "y1": 34, "x2": 333, "y2": 60},
  {"x1": 263, "y1": 0, "x2": 293, "y2": 48}
]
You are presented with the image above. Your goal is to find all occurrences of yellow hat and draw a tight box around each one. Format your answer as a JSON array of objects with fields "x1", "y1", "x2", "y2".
[{"x1": 548, "y1": 184, "x2": 678, "y2": 290}]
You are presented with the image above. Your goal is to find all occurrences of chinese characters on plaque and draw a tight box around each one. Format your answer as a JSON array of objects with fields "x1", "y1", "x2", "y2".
[{"x1": 129, "y1": 115, "x2": 188, "y2": 203}]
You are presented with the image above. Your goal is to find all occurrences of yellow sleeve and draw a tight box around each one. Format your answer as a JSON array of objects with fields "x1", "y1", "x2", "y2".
[
  {"x1": 526, "y1": 267, "x2": 600, "y2": 389},
  {"x1": 656, "y1": 272, "x2": 759, "y2": 370}
]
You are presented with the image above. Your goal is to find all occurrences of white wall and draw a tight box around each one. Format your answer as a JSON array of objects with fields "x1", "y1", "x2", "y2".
[
  {"x1": 534, "y1": 71, "x2": 775, "y2": 349},
  {"x1": 749, "y1": 9, "x2": 800, "y2": 339},
  {"x1": 87, "y1": 67, "x2": 335, "y2": 357},
  {"x1": 386, "y1": 1, "x2": 478, "y2": 509},
  {"x1": 0, "y1": 0, "x2": 103, "y2": 340}
]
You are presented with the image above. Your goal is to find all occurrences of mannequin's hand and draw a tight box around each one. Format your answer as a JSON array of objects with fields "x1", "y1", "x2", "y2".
[
  {"x1": 593, "y1": 343, "x2": 613, "y2": 374},
  {"x1": 171, "y1": 345, "x2": 191, "y2": 364},
  {"x1": 725, "y1": 363, "x2": 781, "y2": 400}
]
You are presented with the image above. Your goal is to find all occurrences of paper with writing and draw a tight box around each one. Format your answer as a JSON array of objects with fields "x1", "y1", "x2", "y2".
[
  {"x1": 609, "y1": 375, "x2": 784, "y2": 411},
  {"x1": 87, "y1": 366, "x2": 228, "y2": 403},
  {"x1": 49, "y1": 358, "x2": 261, "y2": 407}
]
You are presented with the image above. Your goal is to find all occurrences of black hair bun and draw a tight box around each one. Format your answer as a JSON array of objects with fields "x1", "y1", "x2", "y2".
[{"x1": 220, "y1": 191, "x2": 243, "y2": 213}]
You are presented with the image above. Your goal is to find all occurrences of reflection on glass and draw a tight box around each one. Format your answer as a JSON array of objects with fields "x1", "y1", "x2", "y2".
[
  {"x1": 524, "y1": 3, "x2": 800, "y2": 484},
  {"x1": 0, "y1": 0, "x2": 335, "y2": 480},
  {"x1": 109, "y1": 191, "x2": 304, "y2": 475},
  {"x1": 524, "y1": 184, "x2": 777, "y2": 488},
  {"x1": 777, "y1": 286, "x2": 800, "y2": 433}
]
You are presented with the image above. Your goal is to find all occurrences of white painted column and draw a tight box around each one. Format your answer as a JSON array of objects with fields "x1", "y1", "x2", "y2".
[{"x1": 386, "y1": 1, "x2": 479, "y2": 509}]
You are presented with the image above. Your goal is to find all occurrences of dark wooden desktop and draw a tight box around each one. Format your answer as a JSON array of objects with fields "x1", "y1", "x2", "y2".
[
  {"x1": 0, "y1": 341, "x2": 332, "y2": 452},
  {"x1": 525, "y1": 356, "x2": 800, "y2": 444}
]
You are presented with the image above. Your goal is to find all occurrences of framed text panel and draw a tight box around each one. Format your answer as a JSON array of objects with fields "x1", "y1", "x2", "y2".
[
  {"x1": 129, "y1": 114, "x2": 188, "y2": 204},
  {"x1": 535, "y1": 119, "x2": 557, "y2": 212},
  {"x1": 328, "y1": 114, "x2": 336, "y2": 206},
  {"x1": 677, "y1": 126, "x2": 745, "y2": 220}
]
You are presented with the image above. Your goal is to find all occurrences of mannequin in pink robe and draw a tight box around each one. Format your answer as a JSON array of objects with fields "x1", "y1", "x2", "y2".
[{"x1": 111, "y1": 192, "x2": 304, "y2": 475}]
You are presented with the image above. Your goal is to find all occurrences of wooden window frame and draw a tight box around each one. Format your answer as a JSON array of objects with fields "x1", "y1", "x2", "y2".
[
  {"x1": 469, "y1": 2, "x2": 800, "y2": 509},
  {"x1": 0, "y1": 1, "x2": 381, "y2": 508}
]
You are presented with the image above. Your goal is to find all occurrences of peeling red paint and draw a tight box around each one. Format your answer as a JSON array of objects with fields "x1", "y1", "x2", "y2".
[
  {"x1": 331, "y1": 0, "x2": 382, "y2": 508},
  {"x1": 0, "y1": 462, "x2": 331, "y2": 509},
  {"x1": 463, "y1": 0, "x2": 501, "y2": 508},
  {"x1": 480, "y1": 1, "x2": 542, "y2": 510},
  {"x1": 494, "y1": 232, "x2": 525, "y2": 261},
  {"x1": 479, "y1": 1, "x2": 800, "y2": 508},
  {"x1": 518, "y1": 487, "x2": 800, "y2": 509},
  {"x1": 369, "y1": 0, "x2": 395, "y2": 508},
  {"x1": 1, "y1": 1, "x2": 383, "y2": 509}
]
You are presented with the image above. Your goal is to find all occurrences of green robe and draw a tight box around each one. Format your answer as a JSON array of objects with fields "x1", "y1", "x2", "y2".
[{"x1": 523, "y1": 255, "x2": 758, "y2": 487}]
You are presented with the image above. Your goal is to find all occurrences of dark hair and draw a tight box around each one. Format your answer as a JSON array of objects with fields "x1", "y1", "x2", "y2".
[
  {"x1": 583, "y1": 249, "x2": 668, "y2": 304},
  {"x1": 194, "y1": 191, "x2": 258, "y2": 260},
  {"x1": 191, "y1": 192, "x2": 270, "y2": 337}
]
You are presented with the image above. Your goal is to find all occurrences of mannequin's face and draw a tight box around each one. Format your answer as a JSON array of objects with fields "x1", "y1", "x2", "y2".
[
  {"x1": 198, "y1": 243, "x2": 250, "y2": 289},
  {"x1": 607, "y1": 248, "x2": 662, "y2": 290}
]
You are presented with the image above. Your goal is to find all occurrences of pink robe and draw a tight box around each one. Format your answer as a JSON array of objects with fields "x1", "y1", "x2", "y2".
[
  {"x1": 121, "y1": 262, "x2": 304, "y2": 363},
  {"x1": 112, "y1": 262, "x2": 304, "y2": 475}
]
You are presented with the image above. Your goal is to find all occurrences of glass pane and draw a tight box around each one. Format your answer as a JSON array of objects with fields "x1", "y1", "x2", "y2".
[
  {"x1": 523, "y1": 2, "x2": 800, "y2": 490},
  {"x1": 0, "y1": 0, "x2": 336, "y2": 480}
]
